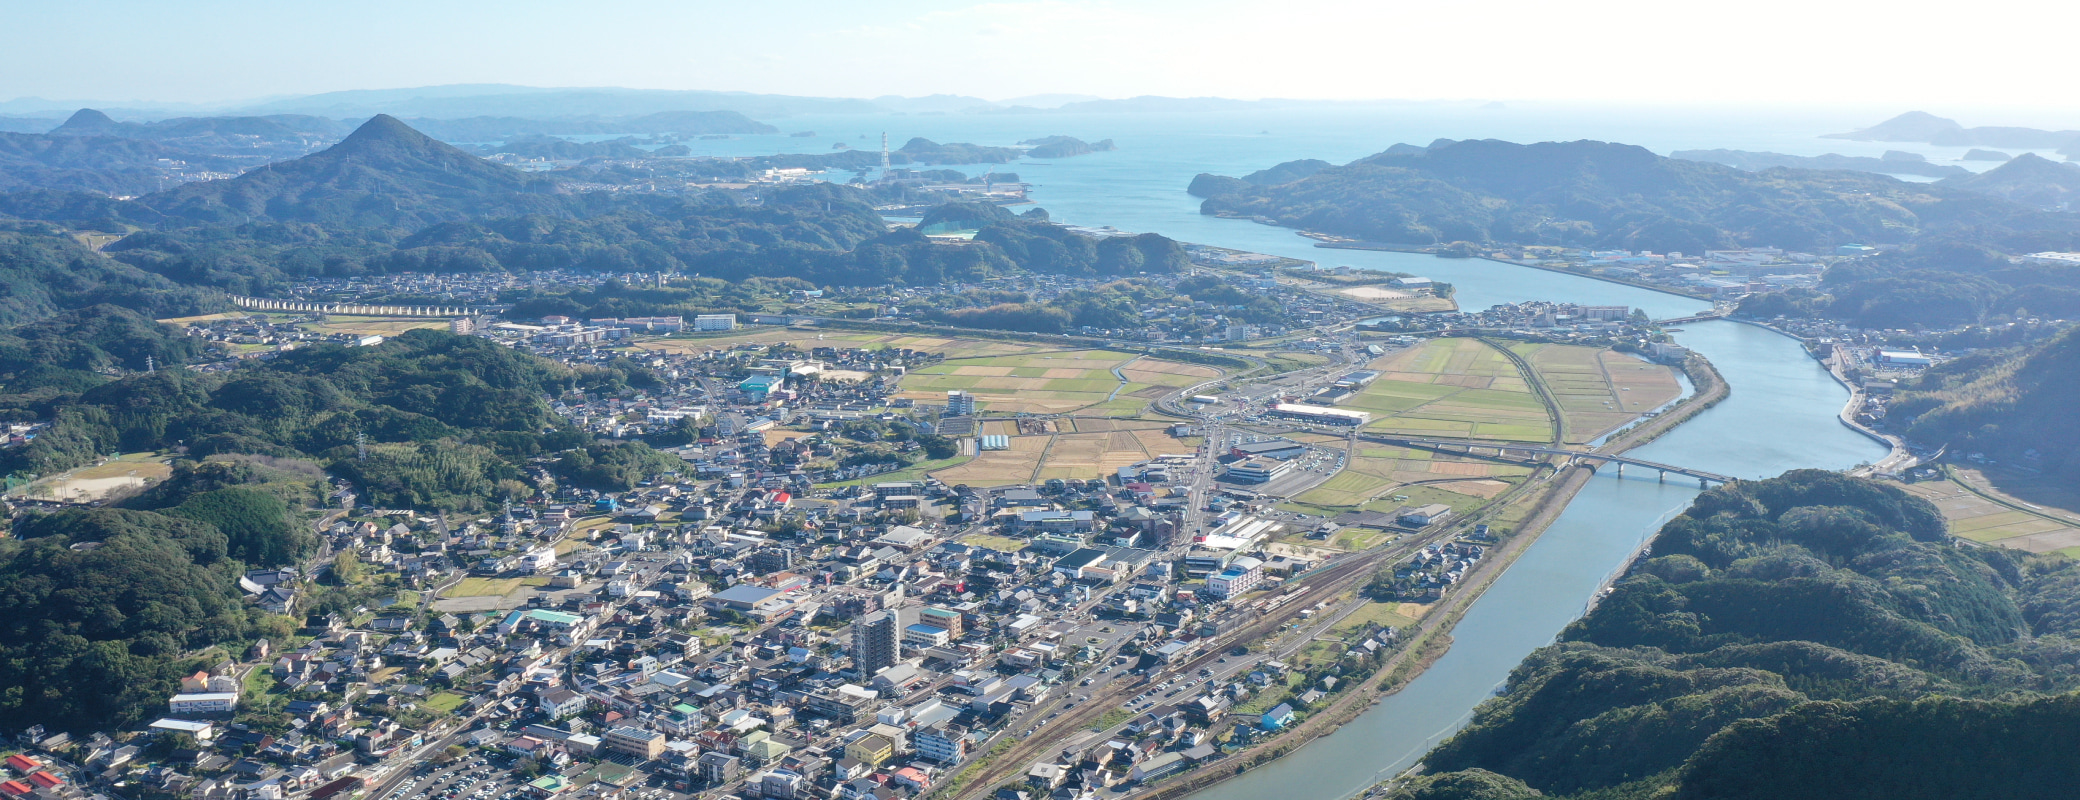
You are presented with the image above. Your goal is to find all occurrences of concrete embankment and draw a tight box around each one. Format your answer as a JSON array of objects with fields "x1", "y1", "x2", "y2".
[{"x1": 1127, "y1": 351, "x2": 1732, "y2": 800}]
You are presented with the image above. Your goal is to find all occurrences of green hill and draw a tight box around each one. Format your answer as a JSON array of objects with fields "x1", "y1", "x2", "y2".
[
  {"x1": 1892, "y1": 324, "x2": 2080, "y2": 484},
  {"x1": 1189, "y1": 139, "x2": 2080, "y2": 254},
  {"x1": 143, "y1": 114, "x2": 562, "y2": 228},
  {"x1": 1391, "y1": 470, "x2": 2080, "y2": 800}
]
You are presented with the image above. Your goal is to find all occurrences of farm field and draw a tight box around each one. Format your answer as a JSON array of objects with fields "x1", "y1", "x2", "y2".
[
  {"x1": 897, "y1": 349, "x2": 1221, "y2": 415},
  {"x1": 1515, "y1": 343, "x2": 1683, "y2": 444},
  {"x1": 930, "y1": 434, "x2": 1051, "y2": 486},
  {"x1": 928, "y1": 420, "x2": 1191, "y2": 486},
  {"x1": 1899, "y1": 476, "x2": 2080, "y2": 555},
  {"x1": 1348, "y1": 338, "x2": 1554, "y2": 442},
  {"x1": 634, "y1": 329, "x2": 1053, "y2": 360},
  {"x1": 1292, "y1": 445, "x2": 1530, "y2": 510}
]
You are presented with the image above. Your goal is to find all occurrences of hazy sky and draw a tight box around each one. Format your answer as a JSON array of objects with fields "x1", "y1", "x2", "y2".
[{"x1": 5, "y1": 0, "x2": 2078, "y2": 116}]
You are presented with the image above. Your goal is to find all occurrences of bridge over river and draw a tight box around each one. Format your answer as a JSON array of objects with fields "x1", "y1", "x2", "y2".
[{"x1": 1359, "y1": 433, "x2": 1737, "y2": 487}]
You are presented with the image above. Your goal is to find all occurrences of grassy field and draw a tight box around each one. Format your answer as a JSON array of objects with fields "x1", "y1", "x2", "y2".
[
  {"x1": 959, "y1": 532, "x2": 1030, "y2": 552},
  {"x1": 9, "y1": 451, "x2": 171, "y2": 501},
  {"x1": 1347, "y1": 338, "x2": 1553, "y2": 442},
  {"x1": 930, "y1": 422, "x2": 1190, "y2": 486},
  {"x1": 1291, "y1": 444, "x2": 1531, "y2": 513},
  {"x1": 821, "y1": 453, "x2": 975, "y2": 488},
  {"x1": 444, "y1": 577, "x2": 547, "y2": 598},
  {"x1": 635, "y1": 329, "x2": 1055, "y2": 360},
  {"x1": 1331, "y1": 600, "x2": 1424, "y2": 634},
  {"x1": 1899, "y1": 473, "x2": 2080, "y2": 555},
  {"x1": 425, "y1": 692, "x2": 467, "y2": 714},
  {"x1": 898, "y1": 350, "x2": 1222, "y2": 415},
  {"x1": 1515, "y1": 343, "x2": 1682, "y2": 444}
]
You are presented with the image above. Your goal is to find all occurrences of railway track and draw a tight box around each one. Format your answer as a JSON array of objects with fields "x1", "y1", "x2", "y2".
[{"x1": 940, "y1": 515, "x2": 1480, "y2": 800}]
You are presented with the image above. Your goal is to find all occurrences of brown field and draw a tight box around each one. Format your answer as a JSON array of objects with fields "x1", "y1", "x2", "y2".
[
  {"x1": 1518, "y1": 343, "x2": 1683, "y2": 444},
  {"x1": 1899, "y1": 476, "x2": 2080, "y2": 554},
  {"x1": 1059, "y1": 418, "x2": 1168, "y2": 433},
  {"x1": 898, "y1": 350, "x2": 1225, "y2": 415},
  {"x1": 1034, "y1": 432, "x2": 1154, "y2": 480},
  {"x1": 931, "y1": 435, "x2": 1050, "y2": 486},
  {"x1": 634, "y1": 330, "x2": 1052, "y2": 359}
]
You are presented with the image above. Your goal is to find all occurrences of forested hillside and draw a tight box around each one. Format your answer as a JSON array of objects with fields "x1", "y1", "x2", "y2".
[
  {"x1": 1, "y1": 328, "x2": 662, "y2": 510},
  {"x1": 1391, "y1": 470, "x2": 2080, "y2": 800},
  {"x1": 1189, "y1": 139, "x2": 2080, "y2": 255},
  {"x1": 1890, "y1": 324, "x2": 2080, "y2": 485},
  {"x1": 0, "y1": 116, "x2": 1188, "y2": 296}
]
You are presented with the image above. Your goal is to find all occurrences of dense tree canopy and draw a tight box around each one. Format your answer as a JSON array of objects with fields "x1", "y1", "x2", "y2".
[{"x1": 1395, "y1": 470, "x2": 2080, "y2": 800}]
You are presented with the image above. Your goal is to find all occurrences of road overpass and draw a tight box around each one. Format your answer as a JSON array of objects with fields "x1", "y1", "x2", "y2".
[{"x1": 1359, "y1": 433, "x2": 1737, "y2": 487}]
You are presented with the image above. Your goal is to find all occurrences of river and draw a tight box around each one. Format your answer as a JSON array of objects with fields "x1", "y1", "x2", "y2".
[
  {"x1": 710, "y1": 110, "x2": 1891, "y2": 798},
  {"x1": 991, "y1": 118, "x2": 1889, "y2": 798}
]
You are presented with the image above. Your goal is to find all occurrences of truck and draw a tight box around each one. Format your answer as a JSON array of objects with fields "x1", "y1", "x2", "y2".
[{"x1": 1189, "y1": 395, "x2": 1220, "y2": 405}]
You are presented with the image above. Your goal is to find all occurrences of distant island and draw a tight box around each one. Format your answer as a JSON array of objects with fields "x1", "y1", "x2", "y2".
[
  {"x1": 1186, "y1": 137, "x2": 2079, "y2": 255},
  {"x1": 1017, "y1": 135, "x2": 1115, "y2": 158},
  {"x1": 1669, "y1": 148, "x2": 1970, "y2": 179},
  {"x1": 1828, "y1": 111, "x2": 2080, "y2": 157}
]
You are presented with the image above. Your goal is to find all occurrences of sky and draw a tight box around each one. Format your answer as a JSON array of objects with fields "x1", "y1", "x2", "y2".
[{"x1": 5, "y1": 0, "x2": 2079, "y2": 120}]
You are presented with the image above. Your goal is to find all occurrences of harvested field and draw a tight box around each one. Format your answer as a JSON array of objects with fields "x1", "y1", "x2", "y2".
[
  {"x1": 899, "y1": 350, "x2": 1224, "y2": 415},
  {"x1": 1348, "y1": 338, "x2": 1552, "y2": 442},
  {"x1": 931, "y1": 435, "x2": 1049, "y2": 486},
  {"x1": 1517, "y1": 343, "x2": 1683, "y2": 444},
  {"x1": 1899, "y1": 477, "x2": 2080, "y2": 554}
]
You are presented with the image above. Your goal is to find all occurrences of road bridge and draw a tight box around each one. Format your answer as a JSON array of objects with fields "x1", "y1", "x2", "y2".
[
  {"x1": 1652, "y1": 312, "x2": 1729, "y2": 325},
  {"x1": 1360, "y1": 433, "x2": 1736, "y2": 487}
]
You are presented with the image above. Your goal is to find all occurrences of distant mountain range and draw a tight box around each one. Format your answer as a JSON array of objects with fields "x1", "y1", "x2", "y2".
[
  {"x1": 139, "y1": 114, "x2": 560, "y2": 228},
  {"x1": 1936, "y1": 153, "x2": 2080, "y2": 211},
  {"x1": 0, "y1": 84, "x2": 1500, "y2": 124},
  {"x1": 1828, "y1": 111, "x2": 2080, "y2": 157}
]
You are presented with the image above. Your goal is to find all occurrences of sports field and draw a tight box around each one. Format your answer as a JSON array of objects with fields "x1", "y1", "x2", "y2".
[
  {"x1": 1346, "y1": 338, "x2": 1554, "y2": 442},
  {"x1": 898, "y1": 350, "x2": 1222, "y2": 415},
  {"x1": 1516, "y1": 343, "x2": 1683, "y2": 444}
]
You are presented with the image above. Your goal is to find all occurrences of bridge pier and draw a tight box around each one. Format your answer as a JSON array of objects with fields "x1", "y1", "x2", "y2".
[
  {"x1": 1658, "y1": 470, "x2": 1665, "y2": 483},
  {"x1": 1699, "y1": 476, "x2": 1708, "y2": 489},
  {"x1": 1616, "y1": 463, "x2": 1624, "y2": 476}
]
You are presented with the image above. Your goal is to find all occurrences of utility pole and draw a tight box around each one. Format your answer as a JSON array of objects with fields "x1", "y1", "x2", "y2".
[
  {"x1": 356, "y1": 432, "x2": 368, "y2": 461},
  {"x1": 880, "y1": 132, "x2": 891, "y2": 174}
]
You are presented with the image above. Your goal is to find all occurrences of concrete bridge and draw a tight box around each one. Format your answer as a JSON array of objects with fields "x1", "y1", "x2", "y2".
[
  {"x1": 1359, "y1": 433, "x2": 1736, "y2": 487},
  {"x1": 231, "y1": 295, "x2": 480, "y2": 317},
  {"x1": 1652, "y1": 311, "x2": 1729, "y2": 325}
]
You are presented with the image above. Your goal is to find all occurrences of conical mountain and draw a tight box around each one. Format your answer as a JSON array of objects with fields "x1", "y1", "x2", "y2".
[
  {"x1": 144, "y1": 114, "x2": 560, "y2": 228},
  {"x1": 50, "y1": 108, "x2": 127, "y2": 136},
  {"x1": 1939, "y1": 153, "x2": 2080, "y2": 210},
  {"x1": 1824, "y1": 111, "x2": 1965, "y2": 142}
]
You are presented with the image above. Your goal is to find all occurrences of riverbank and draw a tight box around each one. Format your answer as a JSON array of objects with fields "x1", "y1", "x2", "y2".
[
  {"x1": 1127, "y1": 349, "x2": 1733, "y2": 800},
  {"x1": 1723, "y1": 317, "x2": 1910, "y2": 474}
]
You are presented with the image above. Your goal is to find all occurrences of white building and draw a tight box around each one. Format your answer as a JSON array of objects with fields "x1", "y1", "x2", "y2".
[
  {"x1": 1206, "y1": 556, "x2": 1264, "y2": 599},
  {"x1": 695, "y1": 314, "x2": 738, "y2": 332},
  {"x1": 169, "y1": 693, "x2": 239, "y2": 717}
]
